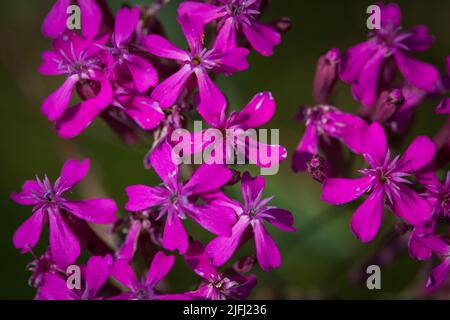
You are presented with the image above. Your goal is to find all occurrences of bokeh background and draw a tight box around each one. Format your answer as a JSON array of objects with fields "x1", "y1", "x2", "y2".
[{"x1": 0, "y1": 0, "x2": 449, "y2": 299}]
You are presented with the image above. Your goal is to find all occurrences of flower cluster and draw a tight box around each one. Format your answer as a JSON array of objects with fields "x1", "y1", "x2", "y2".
[
  {"x1": 293, "y1": 2, "x2": 449, "y2": 293},
  {"x1": 12, "y1": 0, "x2": 294, "y2": 300}
]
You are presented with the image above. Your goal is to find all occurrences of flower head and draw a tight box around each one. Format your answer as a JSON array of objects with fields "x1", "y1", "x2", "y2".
[
  {"x1": 340, "y1": 2, "x2": 439, "y2": 106},
  {"x1": 178, "y1": 0, "x2": 281, "y2": 56},
  {"x1": 11, "y1": 159, "x2": 118, "y2": 266},
  {"x1": 322, "y1": 122, "x2": 436, "y2": 242},
  {"x1": 206, "y1": 172, "x2": 295, "y2": 271},
  {"x1": 125, "y1": 142, "x2": 236, "y2": 254},
  {"x1": 143, "y1": 15, "x2": 249, "y2": 121}
]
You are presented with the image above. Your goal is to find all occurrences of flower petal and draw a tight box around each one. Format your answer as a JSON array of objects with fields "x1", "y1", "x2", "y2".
[
  {"x1": 117, "y1": 220, "x2": 141, "y2": 261},
  {"x1": 184, "y1": 164, "x2": 232, "y2": 195},
  {"x1": 85, "y1": 255, "x2": 113, "y2": 298},
  {"x1": 114, "y1": 6, "x2": 140, "y2": 47},
  {"x1": 242, "y1": 21, "x2": 281, "y2": 57},
  {"x1": 397, "y1": 136, "x2": 436, "y2": 173},
  {"x1": 124, "y1": 54, "x2": 158, "y2": 93},
  {"x1": 178, "y1": 14, "x2": 204, "y2": 53},
  {"x1": 322, "y1": 176, "x2": 374, "y2": 205},
  {"x1": 232, "y1": 92, "x2": 275, "y2": 129},
  {"x1": 350, "y1": 187, "x2": 384, "y2": 242},
  {"x1": 426, "y1": 259, "x2": 450, "y2": 292},
  {"x1": 42, "y1": 0, "x2": 71, "y2": 38},
  {"x1": 162, "y1": 210, "x2": 188, "y2": 254},
  {"x1": 394, "y1": 51, "x2": 439, "y2": 93},
  {"x1": 145, "y1": 251, "x2": 175, "y2": 288},
  {"x1": 55, "y1": 79, "x2": 112, "y2": 138},
  {"x1": 55, "y1": 158, "x2": 90, "y2": 193},
  {"x1": 151, "y1": 64, "x2": 193, "y2": 108},
  {"x1": 125, "y1": 185, "x2": 166, "y2": 212},
  {"x1": 150, "y1": 141, "x2": 180, "y2": 186},
  {"x1": 78, "y1": 0, "x2": 102, "y2": 39},
  {"x1": 253, "y1": 221, "x2": 281, "y2": 271},
  {"x1": 42, "y1": 75, "x2": 78, "y2": 121},
  {"x1": 111, "y1": 259, "x2": 140, "y2": 291},
  {"x1": 63, "y1": 198, "x2": 118, "y2": 224},
  {"x1": 13, "y1": 208, "x2": 45, "y2": 253},
  {"x1": 144, "y1": 35, "x2": 190, "y2": 61},
  {"x1": 177, "y1": 1, "x2": 224, "y2": 24},
  {"x1": 213, "y1": 17, "x2": 237, "y2": 52},
  {"x1": 185, "y1": 240, "x2": 220, "y2": 280},
  {"x1": 195, "y1": 69, "x2": 227, "y2": 128},
  {"x1": 186, "y1": 203, "x2": 236, "y2": 237},
  {"x1": 11, "y1": 180, "x2": 43, "y2": 206},
  {"x1": 206, "y1": 215, "x2": 250, "y2": 267},
  {"x1": 263, "y1": 208, "x2": 295, "y2": 232},
  {"x1": 49, "y1": 209, "x2": 80, "y2": 266},
  {"x1": 389, "y1": 185, "x2": 432, "y2": 226}
]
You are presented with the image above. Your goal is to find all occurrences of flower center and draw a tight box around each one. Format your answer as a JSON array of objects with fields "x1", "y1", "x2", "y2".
[{"x1": 191, "y1": 56, "x2": 202, "y2": 66}]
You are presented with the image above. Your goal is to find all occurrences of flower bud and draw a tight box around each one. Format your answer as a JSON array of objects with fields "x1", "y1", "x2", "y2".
[
  {"x1": 313, "y1": 48, "x2": 341, "y2": 104},
  {"x1": 372, "y1": 89, "x2": 405, "y2": 122},
  {"x1": 307, "y1": 155, "x2": 331, "y2": 183}
]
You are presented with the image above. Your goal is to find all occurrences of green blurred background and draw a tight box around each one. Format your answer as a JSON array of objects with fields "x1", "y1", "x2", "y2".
[{"x1": 0, "y1": 0, "x2": 449, "y2": 299}]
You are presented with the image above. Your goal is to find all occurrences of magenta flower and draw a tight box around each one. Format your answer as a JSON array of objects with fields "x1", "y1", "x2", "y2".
[
  {"x1": 436, "y1": 56, "x2": 450, "y2": 115},
  {"x1": 206, "y1": 172, "x2": 295, "y2": 271},
  {"x1": 313, "y1": 48, "x2": 341, "y2": 104},
  {"x1": 111, "y1": 89, "x2": 165, "y2": 131},
  {"x1": 11, "y1": 159, "x2": 118, "y2": 266},
  {"x1": 186, "y1": 241, "x2": 257, "y2": 300},
  {"x1": 39, "y1": 31, "x2": 113, "y2": 138},
  {"x1": 322, "y1": 122, "x2": 435, "y2": 242},
  {"x1": 103, "y1": 6, "x2": 158, "y2": 93},
  {"x1": 418, "y1": 170, "x2": 450, "y2": 219},
  {"x1": 292, "y1": 105, "x2": 366, "y2": 172},
  {"x1": 178, "y1": 0, "x2": 281, "y2": 56},
  {"x1": 340, "y1": 2, "x2": 439, "y2": 106},
  {"x1": 416, "y1": 235, "x2": 450, "y2": 292},
  {"x1": 42, "y1": 0, "x2": 102, "y2": 39},
  {"x1": 125, "y1": 141, "x2": 236, "y2": 254},
  {"x1": 143, "y1": 15, "x2": 249, "y2": 120},
  {"x1": 38, "y1": 255, "x2": 113, "y2": 300},
  {"x1": 111, "y1": 252, "x2": 188, "y2": 300},
  {"x1": 177, "y1": 92, "x2": 287, "y2": 169}
]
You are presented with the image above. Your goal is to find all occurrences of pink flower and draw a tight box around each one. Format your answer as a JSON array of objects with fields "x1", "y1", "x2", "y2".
[
  {"x1": 175, "y1": 91, "x2": 287, "y2": 169},
  {"x1": 185, "y1": 241, "x2": 257, "y2": 300},
  {"x1": 11, "y1": 159, "x2": 118, "y2": 266},
  {"x1": 322, "y1": 122, "x2": 435, "y2": 242},
  {"x1": 125, "y1": 142, "x2": 236, "y2": 254},
  {"x1": 340, "y1": 2, "x2": 439, "y2": 106},
  {"x1": 103, "y1": 6, "x2": 158, "y2": 93},
  {"x1": 143, "y1": 15, "x2": 249, "y2": 121},
  {"x1": 38, "y1": 31, "x2": 113, "y2": 138},
  {"x1": 206, "y1": 172, "x2": 295, "y2": 272},
  {"x1": 178, "y1": 0, "x2": 281, "y2": 56},
  {"x1": 415, "y1": 235, "x2": 450, "y2": 292},
  {"x1": 111, "y1": 252, "x2": 188, "y2": 300},
  {"x1": 292, "y1": 105, "x2": 366, "y2": 172},
  {"x1": 42, "y1": 0, "x2": 102, "y2": 39},
  {"x1": 38, "y1": 255, "x2": 113, "y2": 300}
]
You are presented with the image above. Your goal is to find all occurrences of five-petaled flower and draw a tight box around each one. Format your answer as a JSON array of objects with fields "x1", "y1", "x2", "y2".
[
  {"x1": 322, "y1": 122, "x2": 436, "y2": 242},
  {"x1": 12, "y1": 159, "x2": 118, "y2": 266},
  {"x1": 206, "y1": 172, "x2": 295, "y2": 271}
]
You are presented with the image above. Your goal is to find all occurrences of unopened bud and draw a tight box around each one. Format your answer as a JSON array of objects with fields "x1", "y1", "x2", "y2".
[
  {"x1": 372, "y1": 89, "x2": 404, "y2": 122},
  {"x1": 272, "y1": 17, "x2": 292, "y2": 34},
  {"x1": 313, "y1": 48, "x2": 341, "y2": 104}
]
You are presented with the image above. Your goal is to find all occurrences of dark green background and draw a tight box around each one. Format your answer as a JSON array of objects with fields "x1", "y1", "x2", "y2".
[{"x1": 0, "y1": 0, "x2": 449, "y2": 299}]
